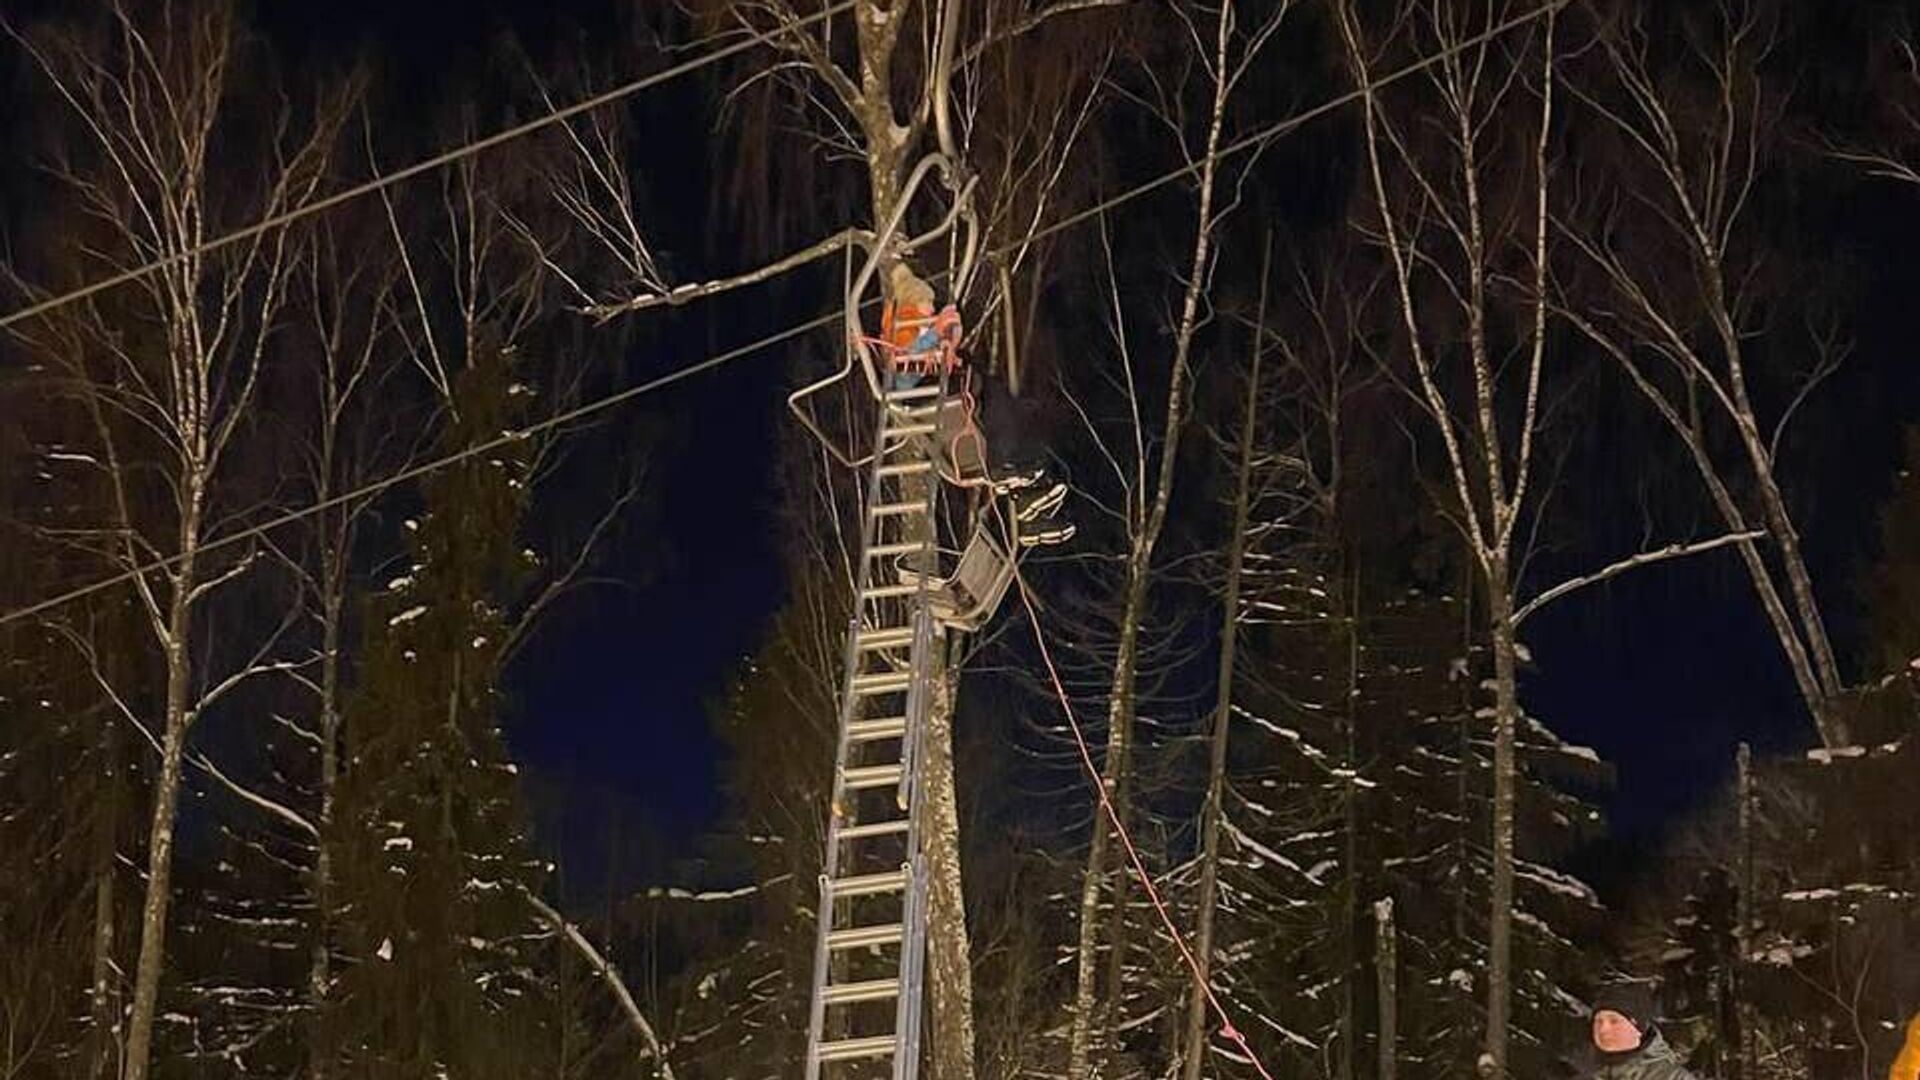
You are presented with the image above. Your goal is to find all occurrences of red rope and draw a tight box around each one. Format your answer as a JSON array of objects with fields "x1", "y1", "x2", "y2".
[{"x1": 1009, "y1": 566, "x2": 1276, "y2": 1080}]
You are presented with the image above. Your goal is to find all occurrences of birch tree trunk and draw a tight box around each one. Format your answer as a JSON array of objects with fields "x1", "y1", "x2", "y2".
[
  {"x1": 1374, "y1": 898, "x2": 1397, "y2": 1080},
  {"x1": 924, "y1": 656, "x2": 977, "y2": 1080},
  {"x1": 1095, "y1": 567, "x2": 1143, "y2": 1036},
  {"x1": 88, "y1": 723, "x2": 121, "y2": 1080},
  {"x1": 309, "y1": 574, "x2": 343, "y2": 1079},
  {"x1": 1481, "y1": 556, "x2": 1521, "y2": 1077},
  {"x1": 16, "y1": 7, "x2": 339, "y2": 1075},
  {"x1": 1067, "y1": 2, "x2": 1247, "y2": 1072},
  {"x1": 1182, "y1": 240, "x2": 1268, "y2": 1080},
  {"x1": 125, "y1": 518, "x2": 204, "y2": 1080},
  {"x1": 1336, "y1": 4, "x2": 1558, "y2": 1074},
  {"x1": 296, "y1": 211, "x2": 393, "y2": 1077},
  {"x1": 1735, "y1": 742, "x2": 1757, "y2": 1080}
]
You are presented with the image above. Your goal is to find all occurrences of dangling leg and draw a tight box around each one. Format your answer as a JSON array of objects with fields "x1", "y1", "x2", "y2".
[
  {"x1": 1014, "y1": 481, "x2": 1068, "y2": 523},
  {"x1": 1006, "y1": 461, "x2": 1073, "y2": 549}
]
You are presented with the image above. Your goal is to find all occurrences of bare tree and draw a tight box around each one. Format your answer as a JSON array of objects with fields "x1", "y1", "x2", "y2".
[
  {"x1": 1057, "y1": 5, "x2": 1296, "y2": 1076},
  {"x1": 1556, "y1": 1, "x2": 1852, "y2": 747},
  {"x1": 280, "y1": 199, "x2": 403, "y2": 1079},
  {"x1": 1823, "y1": 27, "x2": 1920, "y2": 189},
  {"x1": 9, "y1": 6, "x2": 345, "y2": 1076},
  {"x1": 0, "y1": 617, "x2": 126, "y2": 1079},
  {"x1": 1375, "y1": 898, "x2": 1398, "y2": 1080},
  {"x1": 0, "y1": 365, "x2": 151, "y2": 1079},
  {"x1": 1180, "y1": 237, "x2": 1401, "y2": 1080},
  {"x1": 1337, "y1": 4, "x2": 1556, "y2": 1073},
  {"x1": 1179, "y1": 237, "x2": 1315, "y2": 1080},
  {"x1": 306, "y1": 102, "x2": 661, "y2": 1074},
  {"x1": 1183, "y1": 250, "x2": 1269, "y2": 1080},
  {"x1": 1341, "y1": 11, "x2": 1812, "y2": 1071}
]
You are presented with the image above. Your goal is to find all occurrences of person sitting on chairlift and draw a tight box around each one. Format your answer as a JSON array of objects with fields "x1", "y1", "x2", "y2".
[
  {"x1": 882, "y1": 263, "x2": 959, "y2": 389},
  {"x1": 879, "y1": 264, "x2": 1072, "y2": 549}
]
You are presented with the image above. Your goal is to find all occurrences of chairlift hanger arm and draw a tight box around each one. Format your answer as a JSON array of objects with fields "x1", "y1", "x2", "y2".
[
  {"x1": 788, "y1": 149, "x2": 966, "y2": 472},
  {"x1": 790, "y1": 0, "x2": 982, "y2": 469},
  {"x1": 908, "y1": 0, "x2": 966, "y2": 165}
]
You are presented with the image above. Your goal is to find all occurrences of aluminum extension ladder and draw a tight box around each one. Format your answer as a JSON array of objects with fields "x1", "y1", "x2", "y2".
[{"x1": 804, "y1": 380, "x2": 947, "y2": 1080}]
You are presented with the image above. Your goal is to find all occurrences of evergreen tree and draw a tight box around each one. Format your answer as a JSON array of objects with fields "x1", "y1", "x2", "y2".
[{"x1": 322, "y1": 339, "x2": 560, "y2": 1078}]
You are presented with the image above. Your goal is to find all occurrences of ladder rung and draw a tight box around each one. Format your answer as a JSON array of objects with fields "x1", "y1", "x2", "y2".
[
  {"x1": 838, "y1": 817, "x2": 910, "y2": 841},
  {"x1": 883, "y1": 421, "x2": 938, "y2": 438},
  {"x1": 822, "y1": 978, "x2": 901, "y2": 1005},
  {"x1": 870, "y1": 500, "x2": 925, "y2": 518},
  {"x1": 868, "y1": 541, "x2": 926, "y2": 559},
  {"x1": 862, "y1": 582, "x2": 926, "y2": 600},
  {"x1": 827, "y1": 921, "x2": 905, "y2": 950},
  {"x1": 843, "y1": 764, "x2": 904, "y2": 790},
  {"x1": 816, "y1": 1035, "x2": 899, "y2": 1062},
  {"x1": 857, "y1": 626, "x2": 915, "y2": 651},
  {"x1": 830, "y1": 869, "x2": 908, "y2": 898},
  {"x1": 848, "y1": 716, "x2": 908, "y2": 741},
  {"x1": 877, "y1": 460, "x2": 934, "y2": 479},
  {"x1": 851, "y1": 670, "x2": 912, "y2": 695}
]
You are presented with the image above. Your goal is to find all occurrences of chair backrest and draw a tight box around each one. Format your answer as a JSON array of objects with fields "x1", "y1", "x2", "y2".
[{"x1": 938, "y1": 528, "x2": 1014, "y2": 632}]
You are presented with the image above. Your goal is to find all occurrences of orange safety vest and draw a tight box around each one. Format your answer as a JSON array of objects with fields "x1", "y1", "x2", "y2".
[
  {"x1": 881, "y1": 299, "x2": 936, "y2": 351},
  {"x1": 879, "y1": 303, "x2": 963, "y2": 373}
]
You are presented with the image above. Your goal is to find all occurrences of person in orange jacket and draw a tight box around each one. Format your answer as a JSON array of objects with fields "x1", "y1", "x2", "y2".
[
  {"x1": 1891, "y1": 1011, "x2": 1920, "y2": 1080},
  {"x1": 874, "y1": 262, "x2": 1072, "y2": 548},
  {"x1": 880, "y1": 263, "x2": 959, "y2": 387}
]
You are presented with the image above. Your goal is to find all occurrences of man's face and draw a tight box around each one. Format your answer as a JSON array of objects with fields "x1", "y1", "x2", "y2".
[{"x1": 1592, "y1": 1009, "x2": 1643, "y2": 1053}]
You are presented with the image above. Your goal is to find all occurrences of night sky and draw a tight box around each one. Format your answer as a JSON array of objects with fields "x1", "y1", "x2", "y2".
[
  {"x1": 205, "y1": 0, "x2": 1920, "y2": 897},
  {"x1": 236, "y1": 0, "x2": 799, "y2": 887}
]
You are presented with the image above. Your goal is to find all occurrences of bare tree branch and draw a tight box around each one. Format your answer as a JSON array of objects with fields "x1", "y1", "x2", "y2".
[
  {"x1": 583, "y1": 227, "x2": 867, "y2": 321},
  {"x1": 517, "y1": 886, "x2": 677, "y2": 1080},
  {"x1": 1513, "y1": 529, "x2": 1765, "y2": 626}
]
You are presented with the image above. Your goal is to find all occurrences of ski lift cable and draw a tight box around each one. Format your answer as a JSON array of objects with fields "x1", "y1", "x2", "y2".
[
  {"x1": 0, "y1": 304, "x2": 848, "y2": 630},
  {"x1": 0, "y1": 0, "x2": 1557, "y2": 337},
  {"x1": 0, "y1": 0, "x2": 860, "y2": 333},
  {"x1": 0, "y1": 0, "x2": 1565, "y2": 630}
]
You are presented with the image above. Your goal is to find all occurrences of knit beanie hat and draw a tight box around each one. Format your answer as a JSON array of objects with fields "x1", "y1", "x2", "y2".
[{"x1": 1590, "y1": 981, "x2": 1657, "y2": 1036}]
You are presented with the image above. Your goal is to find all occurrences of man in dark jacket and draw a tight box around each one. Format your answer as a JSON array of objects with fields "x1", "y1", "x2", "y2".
[{"x1": 1577, "y1": 981, "x2": 1698, "y2": 1080}]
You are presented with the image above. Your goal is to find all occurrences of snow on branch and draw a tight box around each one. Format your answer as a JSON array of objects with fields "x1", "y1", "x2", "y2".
[
  {"x1": 642, "y1": 877, "x2": 788, "y2": 902},
  {"x1": 189, "y1": 749, "x2": 318, "y2": 838},
  {"x1": 517, "y1": 885, "x2": 676, "y2": 1078},
  {"x1": 583, "y1": 227, "x2": 868, "y2": 322},
  {"x1": 1512, "y1": 530, "x2": 1765, "y2": 626}
]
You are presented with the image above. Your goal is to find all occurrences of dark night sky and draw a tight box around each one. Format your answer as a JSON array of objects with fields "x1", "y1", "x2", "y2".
[
  {"x1": 14, "y1": 0, "x2": 1913, "y2": 898},
  {"x1": 239, "y1": 0, "x2": 793, "y2": 886}
]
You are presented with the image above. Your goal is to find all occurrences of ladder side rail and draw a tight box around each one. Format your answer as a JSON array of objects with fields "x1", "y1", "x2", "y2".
[
  {"x1": 810, "y1": 391, "x2": 922, "y2": 1080},
  {"x1": 896, "y1": 606, "x2": 933, "y2": 809},
  {"x1": 804, "y1": 869, "x2": 837, "y2": 1080},
  {"x1": 896, "y1": 852, "x2": 931, "y2": 1080},
  {"x1": 892, "y1": 592, "x2": 937, "y2": 1080},
  {"x1": 894, "y1": 365, "x2": 950, "y2": 809}
]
